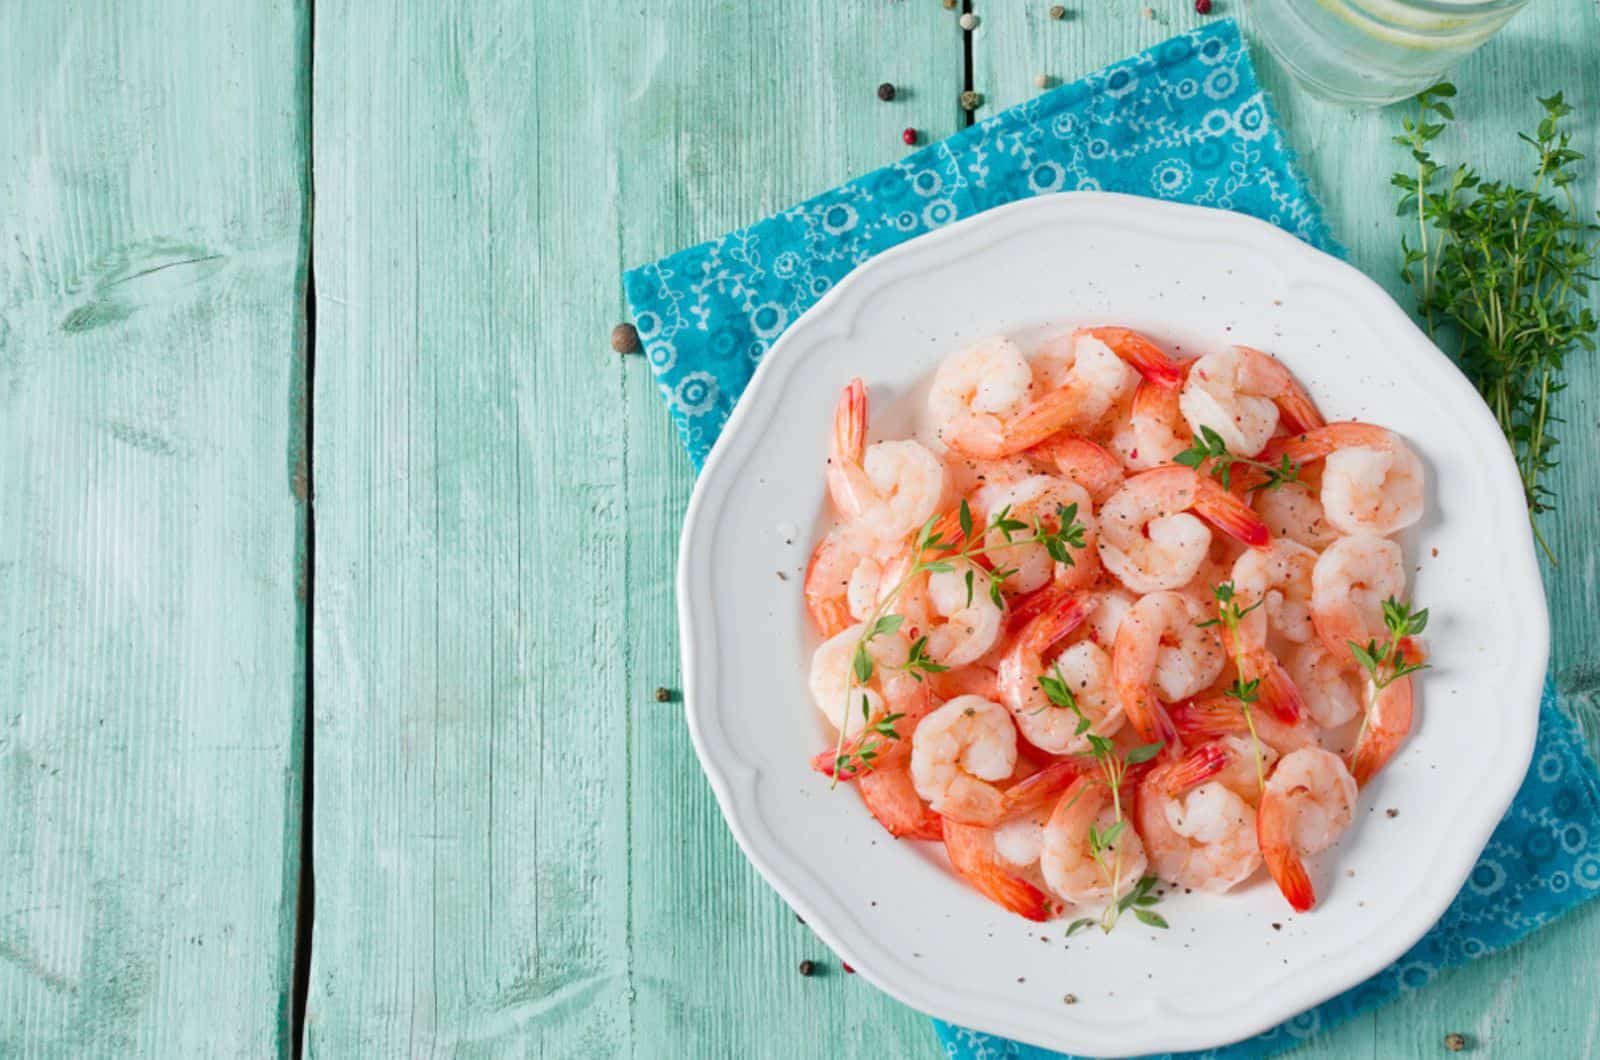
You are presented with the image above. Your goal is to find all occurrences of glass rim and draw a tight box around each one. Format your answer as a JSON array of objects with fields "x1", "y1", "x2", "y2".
[{"x1": 1346, "y1": 0, "x2": 1530, "y2": 16}]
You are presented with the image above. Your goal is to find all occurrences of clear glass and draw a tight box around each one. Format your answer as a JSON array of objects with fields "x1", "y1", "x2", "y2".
[{"x1": 1245, "y1": 0, "x2": 1531, "y2": 106}]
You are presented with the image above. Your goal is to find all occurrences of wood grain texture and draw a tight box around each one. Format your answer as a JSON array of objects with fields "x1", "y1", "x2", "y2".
[
  {"x1": 974, "y1": 4, "x2": 1600, "y2": 1058},
  {"x1": 0, "y1": 2, "x2": 309, "y2": 1056},
  {"x1": 306, "y1": 2, "x2": 959, "y2": 1055}
]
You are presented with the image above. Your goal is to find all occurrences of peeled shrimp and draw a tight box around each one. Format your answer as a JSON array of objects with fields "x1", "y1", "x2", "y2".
[
  {"x1": 974, "y1": 475, "x2": 1098, "y2": 594},
  {"x1": 1288, "y1": 641, "x2": 1363, "y2": 729},
  {"x1": 1348, "y1": 639, "x2": 1422, "y2": 787},
  {"x1": 1257, "y1": 748, "x2": 1358, "y2": 912},
  {"x1": 1030, "y1": 331, "x2": 1140, "y2": 428},
  {"x1": 1255, "y1": 422, "x2": 1423, "y2": 535},
  {"x1": 994, "y1": 805, "x2": 1051, "y2": 870},
  {"x1": 1179, "y1": 346, "x2": 1324, "y2": 457},
  {"x1": 1254, "y1": 481, "x2": 1339, "y2": 552},
  {"x1": 910, "y1": 696, "x2": 1019, "y2": 824},
  {"x1": 938, "y1": 331, "x2": 1178, "y2": 459},
  {"x1": 1112, "y1": 591, "x2": 1226, "y2": 746},
  {"x1": 1231, "y1": 539, "x2": 1318, "y2": 647},
  {"x1": 943, "y1": 818, "x2": 1063, "y2": 922},
  {"x1": 1136, "y1": 743, "x2": 1263, "y2": 893},
  {"x1": 804, "y1": 528, "x2": 879, "y2": 637},
  {"x1": 829, "y1": 379, "x2": 948, "y2": 543},
  {"x1": 1040, "y1": 777, "x2": 1149, "y2": 905},
  {"x1": 1110, "y1": 375, "x2": 1190, "y2": 471},
  {"x1": 1097, "y1": 466, "x2": 1269, "y2": 593},
  {"x1": 808, "y1": 624, "x2": 928, "y2": 741},
  {"x1": 878, "y1": 550, "x2": 1004, "y2": 668},
  {"x1": 1310, "y1": 534, "x2": 1406, "y2": 659},
  {"x1": 998, "y1": 591, "x2": 1123, "y2": 754}
]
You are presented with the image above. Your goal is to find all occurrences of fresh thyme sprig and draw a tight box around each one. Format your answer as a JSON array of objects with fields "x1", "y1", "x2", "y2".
[
  {"x1": 1349, "y1": 598, "x2": 1430, "y2": 694},
  {"x1": 1393, "y1": 83, "x2": 1598, "y2": 561},
  {"x1": 1040, "y1": 668, "x2": 1167, "y2": 933},
  {"x1": 1174, "y1": 426, "x2": 1301, "y2": 492},
  {"x1": 830, "y1": 499, "x2": 1089, "y2": 784},
  {"x1": 1197, "y1": 581, "x2": 1268, "y2": 794}
]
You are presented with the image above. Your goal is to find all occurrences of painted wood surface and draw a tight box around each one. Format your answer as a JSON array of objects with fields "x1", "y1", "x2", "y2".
[
  {"x1": 5, "y1": 1, "x2": 1599, "y2": 1057},
  {"x1": 304, "y1": 2, "x2": 958, "y2": 1055},
  {"x1": 0, "y1": 1, "x2": 309, "y2": 1056}
]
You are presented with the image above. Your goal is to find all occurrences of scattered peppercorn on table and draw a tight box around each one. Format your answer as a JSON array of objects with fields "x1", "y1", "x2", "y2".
[{"x1": 2, "y1": 2, "x2": 1597, "y2": 1056}]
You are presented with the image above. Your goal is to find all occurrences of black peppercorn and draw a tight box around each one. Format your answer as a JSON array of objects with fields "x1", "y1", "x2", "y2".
[
  {"x1": 798, "y1": 959, "x2": 816, "y2": 977},
  {"x1": 877, "y1": 82, "x2": 896, "y2": 102}
]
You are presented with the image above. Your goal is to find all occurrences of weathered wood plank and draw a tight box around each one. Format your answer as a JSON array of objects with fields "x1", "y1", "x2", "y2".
[
  {"x1": 0, "y1": 2, "x2": 309, "y2": 1055},
  {"x1": 307, "y1": 2, "x2": 957, "y2": 1055},
  {"x1": 975, "y1": 5, "x2": 1600, "y2": 1058}
]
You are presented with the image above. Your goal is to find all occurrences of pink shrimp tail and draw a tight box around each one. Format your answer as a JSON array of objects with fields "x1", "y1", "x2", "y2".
[
  {"x1": 942, "y1": 819, "x2": 1063, "y2": 922},
  {"x1": 1348, "y1": 642, "x2": 1420, "y2": 787},
  {"x1": 1161, "y1": 742, "x2": 1230, "y2": 794},
  {"x1": 1019, "y1": 588, "x2": 1095, "y2": 654},
  {"x1": 1263, "y1": 845, "x2": 1316, "y2": 913},
  {"x1": 1251, "y1": 652, "x2": 1306, "y2": 725},
  {"x1": 834, "y1": 378, "x2": 867, "y2": 464},
  {"x1": 1193, "y1": 474, "x2": 1272, "y2": 549},
  {"x1": 1001, "y1": 759, "x2": 1082, "y2": 817},
  {"x1": 1169, "y1": 697, "x2": 1247, "y2": 740},
  {"x1": 859, "y1": 767, "x2": 943, "y2": 840},
  {"x1": 1124, "y1": 687, "x2": 1182, "y2": 752},
  {"x1": 1278, "y1": 377, "x2": 1325, "y2": 434},
  {"x1": 1080, "y1": 327, "x2": 1184, "y2": 389},
  {"x1": 1028, "y1": 436, "x2": 1125, "y2": 501}
]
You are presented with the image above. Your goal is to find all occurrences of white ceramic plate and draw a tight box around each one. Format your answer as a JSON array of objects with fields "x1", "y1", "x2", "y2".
[{"x1": 677, "y1": 192, "x2": 1547, "y2": 1057}]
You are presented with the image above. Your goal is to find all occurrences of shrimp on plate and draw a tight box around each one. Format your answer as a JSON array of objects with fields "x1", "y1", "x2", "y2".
[
  {"x1": 1257, "y1": 748, "x2": 1358, "y2": 912},
  {"x1": 1136, "y1": 738, "x2": 1270, "y2": 893},
  {"x1": 910, "y1": 695, "x2": 1020, "y2": 825},
  {"x1": 1097, "y1": 466, "x2": 1270, "y2": 593},
  {"x1": 1112, "y1": 590, "x2": 1227, "y2": 747},
  {"x1": 1178, "y1": 346, "x2": 1324, "y2": 458},
  {"x1": 1253, "y1": 422, "x2": 1424, "y2": 536},
  {"x1": 1041, "y1": 776, "x2": 1150, "y2": 906},
  {"x1": 996, "y1": 589, "x2": 1122, "y2": 755},
  {"x1": 829, "y1": 379, "x2": 949, "y2": 544},
  {"x1": 801, "y1": 326, "x2": 1433, "y2": 925}
]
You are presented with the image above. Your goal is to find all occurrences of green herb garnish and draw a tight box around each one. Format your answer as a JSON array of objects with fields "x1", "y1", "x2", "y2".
[
  {"x1": 1174, "y1": 425, "x2": 1300, "y2": 492},
  {"x1": 1394, "y1": 83, "x2": 1597, "y2": 562}
]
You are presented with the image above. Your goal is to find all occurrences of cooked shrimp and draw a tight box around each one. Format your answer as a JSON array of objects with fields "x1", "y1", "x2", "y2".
[
  {"x1": 828, "y1": 379, "x2": 948, "y2": 543},
  {"x1": 939, "y1": 330, "x2": 1178, "y2": 459},
  {"x1": 804, "y1": 529, "x2": 879, "y2": 637},
  {"x1": 1288, "y1": 642, "x2": 1362, "y2": 729},
  {"x1": 1040, "y1": 777, "x2": 1149, "y2": 905},
  {"x1": 877, "y1": 549, "x2": 1004, "y2": 668},
  {"x1": 911, "y1": 696, "x2": 1019, "y2": 825},
  {"x1": 1112, "y1": 591, "x2": 1226, "y2": 747},
  {"x1": 1027, "y1": 436, "x2": 1126, "y2": 502},
  {"x1": 1179, "y1": 346, "x2": 1324, "y2": 457},
  {"x1": 1255, "y1": 422, "x2": 1423, "y2": 535},
  {"x1": 1254, "y1": 481, "x2": 1339, "y2": 551},
  {"x1": 1231, "y1": 539, "x2": 1318, "y2": 647},
  {"x1": 1256, "y1": 748, "x2": 1357, "y2": 912},
  {"x1": 1030, "y1": 331, "x2": 1140, "y2": 428},
  {"x1": 943, "y1": 818, "x2": 1063, "y2": 921},
  {"x1": 1109, "y1": 375, "x2": 1191, "y2": 471},
  {"x1": 1098, "y1": 467, "x2": 1270, "y2": 593},
  {"x1": 1137, "y1": 745, "x2": 1263, "y2": 893},
  {"x1": 993, "y1": 805, "x2": 1051, "y2": 869},
  {"x1": 1348, "y1": 640, "x2": 1422, "y2": 786},
  {"x1": 1310, "y1": 534, "x2": 1406, "y2": 659},
  {"x1": 859, "y1": 764, "x2": 943, "y2": 840},
  {"x1": 1075, "y1": 327, "x2": 1185, "y2": 389},
  {"x1": 929, "y1": 664, "x2": 1000, "y2": 703},
  {"x1": 999, "y1": 592, "x2": 1123, "y2": 755},
  {"x1": 974, "y1": 475, "x2": 1098, "y2": 594},
  {"x1": 928, "y1": 335, "x2": 1035, "y2": 443},
  {"x1": 808, "y1": 624, "x2": 927, "y2": 740}
]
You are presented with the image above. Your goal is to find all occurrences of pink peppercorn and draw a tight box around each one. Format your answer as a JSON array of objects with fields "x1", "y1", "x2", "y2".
[
  {"x1": 1194, "y1": 0, "x2": 1212, "y2": 11},
  {"x1": 901, "y1": 127, "x2": 918, "y2": 146}
]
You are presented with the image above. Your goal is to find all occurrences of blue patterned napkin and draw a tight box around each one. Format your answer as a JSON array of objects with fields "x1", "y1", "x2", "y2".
[{"x1": 622, "y1": 19, "x2": 1600, "y2": 1059}]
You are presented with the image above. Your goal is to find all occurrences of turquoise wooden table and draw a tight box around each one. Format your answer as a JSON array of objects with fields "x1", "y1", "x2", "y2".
[{"x1": 2, "y1": 2, "x2": 1597, "y2": 1056}]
